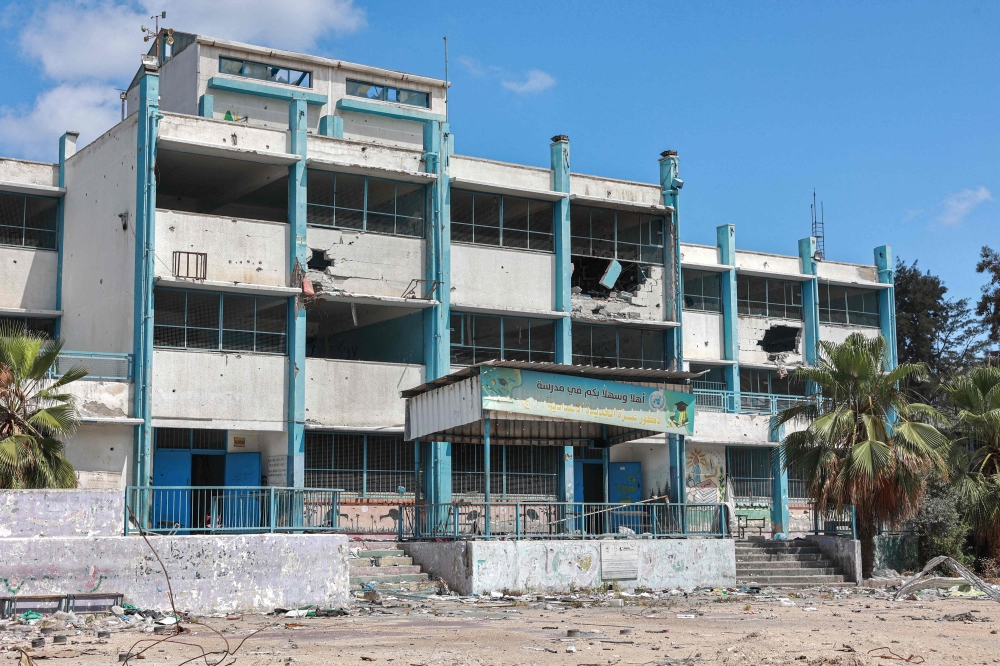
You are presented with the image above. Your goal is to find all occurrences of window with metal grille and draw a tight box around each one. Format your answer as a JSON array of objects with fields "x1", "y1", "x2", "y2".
[
  {"x1": 788, "y1": 469, "x2": 810, "y2": 500},
  {"x1": 153, "y1": 288, "x2": 287, "y2": 354},
  {"x1": 305, "y1": 433, "x2": 417, "y2": 498},
  {"x1": 154, "y1": 428, "x2": 227, "y2": 451},
  {"x1": 682, "y1": 269, "x2": 722, "y2": 313},
  {"x1": 571, "y1": 323, "x2": 664, "y2": 370},
  {"x1": 573, "y1": 446, "x2": 605, "y2": 460},
  {"x1": 739, "y1": 368, "x2": 805, "y2": 396},
  {"x1": 449, "y1": 313, "x2": 555, "y2": 365},
  {"x1": 219, "y1": 57, "x2": 311, "y2": 87},
  {"x1": 727, "y1": 447, "x2": 774, "y2": 501},
  {"x1": 570, "y1": 205, "x2": 665, "y2": 264},
  {"x1": 818, "y1": 283, "x2": 880, "y2": 327},
  {"x1": 0, "y1": 192, "x2": 57, "y2": 250},
  {"x1": 450, "y1": 190, "x2": 554, "y2": 252},
  {"x1": 737, "y1": 276, "x2": 803, "y2": 320},
  {"x1": 452, "y1": 443, "x2": 559, "y2": 499},
  {"x1": 346, "y1": 79, "x2": 429, "y2": 108},
  {"x1": 306, "y1": 170, "x2": 424, "y2": 238},
  {"x1": 689, "y1": 364, "x2": 726, "y2": 390},
  {"x1": 0, "y1": 316, "x2": 56, "y2": 338}
]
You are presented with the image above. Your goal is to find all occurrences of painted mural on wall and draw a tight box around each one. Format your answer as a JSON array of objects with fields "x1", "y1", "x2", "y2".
[
  {"x1": 685, "y1": 446, "x2": 725, "y2": 504},
  {"x1": 337, "y1": 503, "x2": 400, "y2": 534}
]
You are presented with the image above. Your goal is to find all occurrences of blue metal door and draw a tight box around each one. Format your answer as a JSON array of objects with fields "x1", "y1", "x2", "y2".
[
  {"x1": 152, "y1": 449, "x2": 191, "y2": 532},
  {"x1": 223, "y1": 453, "x2": 261, "y2": 530},
  {"x1": 609, "y1": 462, "x2": 643, "y2": 534}
]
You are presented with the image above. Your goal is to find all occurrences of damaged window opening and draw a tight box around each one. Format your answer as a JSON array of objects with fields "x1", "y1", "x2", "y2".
[
  {"x1": 153, "y1": 288, "x2": 288, "y2": 355},
  {"x1": 450, "y1": 190, "x2": 554, "y2": 252},
  {"x1": 571, "y1": 205, "x2": 664, "y2": 264},
  {"x1": 740, "y1": 367, "x2": 804, "y2": 396},
  {"x1": 306, "y1": 170, "x2": 424, "y2": 238},
  {"x1": 452, "y1": 443, "x2": 559, "y2": 499},
  {"x1": 689, "y1": 363, "x2": 726, "y2": 390},
  {"x1": 0, "y1": 192, "x2": 58, "y2": 250},
  {"x1": 737, "y1": 276, "x2": 803, "y2": 320},
  {"x1": 682, "y1": 269, "x2": 723, "y2": 313},
  {"x1": 305, "y1": 433, "x2": 417, "y2": 498},
  {"x1": 450, "y1": 313, "x2": 555, "y2": 365},
  {"x1": 346, "y1": 79, "x2": 430, "y2": 108},
  {"x1": 572, "y1": 323, "x2": 664, "y2": 370},
  {"x1": 571, "y1": 256, "x2": 650, "y2": 297},
  {"x1": 819, "y1": 283, "x2": 880, "y2": 327},
  {"x1": 219, "y1": 57, "x2": 311, "y2": 87},
  {"x1": 307, "y1": 249, "x2": 332, "y2": 270},
  {"x1": 306, "y1": 301, "x2": 424, "y2": 364},
  {"x1": 0, "y1": 316, "x2": 56, "y2": 338},
  {"x1": 757, "y1": 324, "x2": 800, "y2": 354}
]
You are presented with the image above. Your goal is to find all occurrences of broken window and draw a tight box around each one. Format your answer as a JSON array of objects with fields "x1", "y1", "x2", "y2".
[
  {"x1": 737, "y1": 276, "x2": 803, "y2": 320},
  {"x1": 682, "y1": 269, "x2": 723, "y2": 313},
  {"x1": 739, "y1": 367, "x2": 804, "y2": 396},
  {"x1": 688, "y1": 363, "x2": 726, "y2": 390},
  {"x1": 219, "y1": 57, "x2": 311, "y2": 87},
  {"x1": 449, "y1": 313, "x2": 555, "y2": 364},
  {"x1": 306, "y1": 170, "x2": 424, "y2": 238},
  {"x1": 305, "y1": 301, "x2": 424, "y2": 364},
  {"x1": 0, "y1": 316, "x2": 56, "y2": 338},
  {"x1": 450, "y1": 190, "x2": 553, "y2": 252},
  {"x1": 571, "y1": 256, "x2": 650, "y2": 297},
  {"x1": 307, "y1": 249, "x2": 331, "y2": 270},
  {"x1": 452, "y1": 443, "x2": 559, "y2": 499},
  {"x1": 153, "y1": 288, "x2": 288, "y2": 354},
  {"x1": 0, "y1": 192, "x2": 57, "y2": 250},
  {"x1": 757, "y1": 324, "x2": 800, "y2": 355},
  {"x1": 305, "y1": 433, "x2": 417, "y2": 497},
  {"x1": 818, "y1": 283, "x2": 880, "y2": 327},
  {"x1": 572, "y1": 323, "x2": 664, "y2": 370},
  {"x1": 571, "y1": 206, "x2": 664, "y2": 263},
  {"x1": 346, "y1": 79, "x2": 429, "y2": 108}
]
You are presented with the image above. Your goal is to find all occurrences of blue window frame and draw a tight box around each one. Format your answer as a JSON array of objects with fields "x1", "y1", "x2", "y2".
[
  {"x1": 818, "y1": 283, "x2": 880, "y2": 327},
  {"x1": 682, "y1": 269, "x2": 723, "y2": 313},
  {"x1": 219, "y1": 57, "x2": 311, "y2": 87},
  {"x1": 571, "y1": 323, "x2": 665, "y2": 370},
  {"x1": 727, "y1": 447, "x2": 773, "y2": 501},
  {"x1": 346, "y1": 79, "x2": 429, "y2": 108},
  {"x1": 306, "y1": 170, "x2": 424, "y2": 238},
  {"x1": 305, "y1": 433, "x2": 417, "y2": 498},
  {"x1": 450, "y1": 313, "x2": 555, "y2": 365},
  {"x1": 450, "y1": 190, "x2": 554, "y2": 252},
  {"x1": 570, "y1": 205, "x2": 665, "y2": 264},
  {"x1": 737, "y1": 276, "x2": 803, "y2": 320},
  {"x1": 0, "y1": 192, "x2": 58, "y2": 250},
  {"x1": 153, "y1": 288, "x2": 287, "y2": 355},
  {"x1": 452, "y1": 442, "x2": 560, "y2": 499},
  {"x1": 154, "y1": 428, "x2": 227, "y2": 452},
  {"x1": 0, "y1": 316, "x2": 56, "y2": 338},
  {"x1": 739, "y1": 368, "x2": 804, "y2": 396}
]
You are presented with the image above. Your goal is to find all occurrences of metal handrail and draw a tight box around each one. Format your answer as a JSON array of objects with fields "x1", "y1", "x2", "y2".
[
  {"x1": 810, "y1": 502, "x2": 857, "y2": 540},
  {"x1": 49, "y1": 351, "x2": 133, "y2": 382}
]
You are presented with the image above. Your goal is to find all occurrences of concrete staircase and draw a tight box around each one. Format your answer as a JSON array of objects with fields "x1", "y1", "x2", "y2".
[
  {"x1": 348, "y1": 542, "x2": 438, "y2": 592},
  {"x1": 735, "y1": 539, "x2": 849, "y2": 588}
]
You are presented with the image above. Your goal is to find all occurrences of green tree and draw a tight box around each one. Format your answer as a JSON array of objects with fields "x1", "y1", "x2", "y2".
[
  {"x1": 942, "y1": 366, "x2": 1000, "y2": 559},
  {"x1": 773, "y1": 333, "x2": 950, "y2": 578},
  {"x1": 0, "y1": 326, "x2": 88, "y2": 489},
  {"x1": 977, "y1": 246, "x2": 1000, "y2": 346}
]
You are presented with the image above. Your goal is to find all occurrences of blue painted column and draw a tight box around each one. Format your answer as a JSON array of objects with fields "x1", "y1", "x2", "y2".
[
  {"x1": 198, "y1": 94, "x2": 213, "y2": 118},
  {"x1": 660, "y1": 151, "x2": 685, "y2": 504},
  {"x1": 875, "y1": 245, "x2": 898, "y2": 369},
  {"x1": 286, "y1": 99, "x2": 308, "y2": 488},
  {"x1": 54, "y1": 132, "x2": 79, "y2": 340},
  {"x1": 318, "y1": 115, "x2": 344, "y2": 138},
  {"x1": 550, "y1": 135, "x2": 575, "y2": 502},
  {"x1": 132, "y1": 68, "x2": 160, "y2": 488},
  {"x1": 423, "y1": 119, "x2": 453, "y2": 506},
  {"x1": 716, "y1": 224, "x2": 740, "y2": 412},
  {"x1": 798, "y1": 237, "x2": 820, "y2": 368},
  {"x1": 771, "y1": 442, "x2": 790, "y2": 537}
]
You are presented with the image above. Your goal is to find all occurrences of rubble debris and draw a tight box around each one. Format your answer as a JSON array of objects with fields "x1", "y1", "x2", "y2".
[{"x1": 894, "y1": 556, "x2": 1000, "y2": 603}]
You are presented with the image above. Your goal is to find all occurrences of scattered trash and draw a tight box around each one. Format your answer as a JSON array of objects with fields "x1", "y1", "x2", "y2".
[
  {"x1": 940, "y1": 612, "x2": 991, "y2": 622},
  {"x1": 52, "y1": 635, "x2": 67, "y2": 645},
  {"x1": 895, "y1": 556, "x2": 1000, "y2": 603},
  {"x1": 868, "y1": 647, "x2": 925, "y2": 663},
  {"x1": 565, "y1": 645, "x2": 576, "y2": 653},
  {"x1": 567, "y1": 629, "x2": 580, "y2": 637},
  {"x1": 30, "y1": 638, "x2": 44, "y2": 648},
  {"x1": 97, "y1": 630, "x2": 111, "y2": 639},
  {"x1": 676, "y1": 614, "x2": 696, "y2": 619},
  {"x1": 19, "y1": 612, "x2": 42, "y2": 621},
  {"x1": 780, "y1": 599, "x2": 796, "y2": 607},
  {"x1": 803, "y1": 607, "x2": 818, "y2": 611}
]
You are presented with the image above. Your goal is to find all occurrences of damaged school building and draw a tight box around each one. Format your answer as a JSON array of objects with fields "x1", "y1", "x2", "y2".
[{"x1": 0, "y1": 33, "x2": 896, "y2": 607}]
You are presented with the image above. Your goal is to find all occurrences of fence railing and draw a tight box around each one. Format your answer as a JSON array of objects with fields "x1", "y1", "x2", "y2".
[
  {"x1": 809, "y1": 503, "x2": 857, "y2": 540},
  {"x1": 124, "y1": 486, "x2": 342, "y2": 535},
  {"x1": 398, "y1": 502, "x2": 728, "y2": 540},
  {"x1": 693, "y1": 389, "x2": 814, "y2": 415},
  {"x1": 50, "y1": 352, "x2": 133, "y2": 382}
]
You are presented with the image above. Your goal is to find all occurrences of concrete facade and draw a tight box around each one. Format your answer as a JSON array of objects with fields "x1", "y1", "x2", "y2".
[{"x1": 0, "y1": 490, "x2": 122, "y2": 538}]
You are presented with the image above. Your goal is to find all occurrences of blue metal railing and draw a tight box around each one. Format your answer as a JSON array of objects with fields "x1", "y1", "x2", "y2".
[
  {"x1": 124, "y1": 486, "x2": 342, "y2": 535},
  {"x1": 399, "y1": 501, "x2": 728, "y2": 540},
  {"x1": 693, "y1": 389, "x2": 813, "y2": 415},
  {"x1": 50, "y1": 351, "x2": 133, "y2": 382},
  {"x1": 810, "y1": 503, "x2": 857, "y2": 540}
]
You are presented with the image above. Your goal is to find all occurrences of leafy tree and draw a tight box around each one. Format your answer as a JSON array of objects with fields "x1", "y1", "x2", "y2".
[
  {"x1": 977, "y1": 246, "x2": 1000, "y2": 345},
  {"x1": 773, "y1": 333, "x2": 950, "y2": 578},
  {"x1": 0, "y1": 326, "x2": 88, "y2": 489},
  {"x1": 914, "y1": 473, "x2": 971, "y2": 565}
]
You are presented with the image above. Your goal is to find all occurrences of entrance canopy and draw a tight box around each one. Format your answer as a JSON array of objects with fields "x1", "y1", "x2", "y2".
[{"x1": 403, "y1": 361, "x2": 699, "y2": 447}]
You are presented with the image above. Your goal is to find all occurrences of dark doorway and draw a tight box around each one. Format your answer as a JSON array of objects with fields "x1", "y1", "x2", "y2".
[
  {"x1": 582, "y1": 463, "x2": 605, "y2": 534},
  {"x1": 191, "y1": 455, "x2": 225, "y2": 529}
]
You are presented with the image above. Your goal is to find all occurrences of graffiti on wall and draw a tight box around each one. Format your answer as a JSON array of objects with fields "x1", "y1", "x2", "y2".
[{"x1": 685, "y1": 446, "x2": 725, "y2": 504}]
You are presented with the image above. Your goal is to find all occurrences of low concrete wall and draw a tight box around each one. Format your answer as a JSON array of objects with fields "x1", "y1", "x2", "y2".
[
  {"x1": 405, "y1": 539, "x2": 735, "y2": 595},
  {"x1": 810, "y1": 535, "x2": 862, "y2": 583},
  {"x1": 0, "y1": 490, "x2": 122, "y2": 538},
  {"x1": 874, "y1": 534, "x2": 920, "y2": 573},
  {"x1": 0, "y1": 534, "x2": 350, "y2": 613}
]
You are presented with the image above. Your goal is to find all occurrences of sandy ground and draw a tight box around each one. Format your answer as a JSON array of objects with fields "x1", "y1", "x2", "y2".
[{"x1": 3, "y1": 589, "x2": 1000, "y2": 666}]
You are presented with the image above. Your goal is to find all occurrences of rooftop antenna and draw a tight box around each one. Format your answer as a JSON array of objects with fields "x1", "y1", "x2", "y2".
[
  {"x1": 443, "y1": 36, "x2": 449, "y2": 123},
  {"x1": 811, "y1": 189, "x2": 825, "y2": 260},
  {"x1": 141, "y1": 11, "x2": 174, "y2": 62}
]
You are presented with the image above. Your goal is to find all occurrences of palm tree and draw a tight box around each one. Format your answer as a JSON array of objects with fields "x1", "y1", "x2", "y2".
[
  {"x1": 0, "y1": 325, "x2": 88, "y2": 489},
  {"x1": 772, "y1": 333, "x2": 950, "y2": 578},
  {"x1": 942, "y1": 366, "x2": 1000, "y2": 559}
]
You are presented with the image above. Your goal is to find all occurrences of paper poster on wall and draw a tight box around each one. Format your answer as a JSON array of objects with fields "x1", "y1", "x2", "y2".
[
  {"x1": 601, "y1": 541, "x2": 639, "y2": 580},
  {"x1": 266, "y1": 455, "x2": 287, "y2": 486}
]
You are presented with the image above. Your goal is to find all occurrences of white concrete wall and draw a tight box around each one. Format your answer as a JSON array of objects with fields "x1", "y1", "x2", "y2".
[
  {"x1": 0, "y1": 158, "x2": 58, "y2": 188},
  {"x1": 451, "y1": 244, "x2": 555, "y2": 313},
  {"x1": 817, "y1": 261, "x2": 879, "y2": 284},
  {"x1": 450, "y1": 156, "x2": 551, "y2": 192},
  {"x1": 0, "y1": 246, "x2": 57, "y2": 311},
  {"x1": 62, "y1": 381, "x2": 132, "y2": 420},
  {"x1": 691, "y1": 411, "x2": 772, "y2": 446},
  {"x1": 306, "y1": 227, "x2": 425, "y2": 299},
  {"x1": 305, "y1": 358, "x2": 422, "y2": 428},
  {"x1": 682, "y1": 311, "x2": 724, "y2": 361},
  {"x1": 151, "y1": 349, "x2": 287, "y2": 430},
  {"x1": 65, "y1": 424, "x2": 134, "y2": 484},
  {"x1": 307, "y1": 135, "x2": 424, "y2": 174},
  {"x1": 571, "y1": 264, "x2": 666, "y2": 323},
  {"x1": 158, "y1": 43, "x2": 200, "y2": 116},
  {"x1": 680, "y1": 243, "x2": 720, "y2": 266},
  {"x1": 819, "y1": 323, "x2": 882, "y2": 346},
  {"x1": 159, "y1": 112, "x2": 289, "y2": 154},
  {"x1": 570, "y1": 173, "x2": 661, "y2": 205},
  {"x1": 156, "y1": 210, "x2": 289, "y2": 286},
  {"x1": 736, "y1": 250, "x2": 802, "y2": 275},
  {"x1": 738, "y1": 316, "x2": 805, "y2": 366},
  {"x1": 61, "y1": 116, "x2": 138, "y2": 354},
  {"x1": 610, "y1": 439, "x2": 671, "y2": 499}
]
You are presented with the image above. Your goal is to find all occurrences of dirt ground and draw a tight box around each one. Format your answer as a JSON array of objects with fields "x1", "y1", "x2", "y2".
[{"x1": 4, "y1": 589, "x2": 1000, "y2": 666}]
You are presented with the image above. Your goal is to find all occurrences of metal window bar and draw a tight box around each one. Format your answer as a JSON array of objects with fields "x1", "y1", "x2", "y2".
[
  {"x1": 452, "y1": 443, "x2": 559, "y2": 500},
  {"x1": 172, "y1": 251, "x2": 207, "y2": 280},
  {"x1": 152, "y1": 289, "x2": 287, "y2": 355},
  {"x1": 569, "y1": 205, "x2": 665, "y2": 264},
  {"x1": 449, "y1": 313, "x2": 556, "y2": 366},
  {"x1": 305, "y1": 171, "x2": 425, "y2": 239},
  {"x1": 0, "y1": 193, "x2": 58, "y2": 251},
  {"x1": 450, "y1": 190, "x2": 555, "y2": 253},
  {"x1": 48, "y1": 352, "x2": 133, "y2": 381},
  {"x1": 304, "y1": 433, "x2": 418, "y2": 499},
  {"x1": 727, "y1": 447, "x2": 774, "y2": 501},
  {"x1": 809, "y1": 503, "x2": 857, "y2": 539}
]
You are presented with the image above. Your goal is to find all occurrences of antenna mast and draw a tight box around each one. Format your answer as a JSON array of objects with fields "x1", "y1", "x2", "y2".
[{"x1": 811, "y1": 189, "x2": 825, "y2": 260}]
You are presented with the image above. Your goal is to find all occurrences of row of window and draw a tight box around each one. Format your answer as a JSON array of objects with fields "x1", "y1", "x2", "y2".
[
  {"x1": 451, "y1": 190, "x2": 554, "y2": 252},
  {"x1": 571, "y1": 206, "x2": 666, "y2": 264},
  {"x1": 728, "y1": 447, "x2": 808, "y2": 500},
  {"x1": 0, "y1": 316, "x2": 56, "y2": 337},
  {"x1": 691, "y1": 364, "x2": 805, "y2": 396},
  {"x1": 346, "y1": 79, "x2": 430, "y2": 109},
  {"x1": 0, "y1": 193, "x2": 58, "y2": 251},
  {"x1": 153, "y1": 289, "x2": 288, "y2": 354},
  {"x1": 819, "y1": 283, "x2": 880, "y2": 327},
  {"x1": 306, "y1": 171, "x2": 424, "y2": 238},
  {"x1": 219, "y1": 57, "x2": 312, "y2": 87}
]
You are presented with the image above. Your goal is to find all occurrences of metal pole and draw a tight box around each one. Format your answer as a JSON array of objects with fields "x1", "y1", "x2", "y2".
[
  {"x1": 851, "y1": 505, "x2": 857, "y2": 540},
  {"x1": 515, "y1": 502, "x2": 521, "y2": 539},
  {"x1": 483, "y1": 418, "x2": 491, "y2": 540}
]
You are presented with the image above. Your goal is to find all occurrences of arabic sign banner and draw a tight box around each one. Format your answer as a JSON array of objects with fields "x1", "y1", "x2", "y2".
[{"x1": 479, "y1": 367, "x2": 694, "y2": 436}]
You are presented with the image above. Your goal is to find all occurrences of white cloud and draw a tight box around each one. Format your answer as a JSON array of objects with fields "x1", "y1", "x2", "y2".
[
  {"x1": 0, "y1": 84, "x2": 121, "y2": 160},
  {"x1": 501, "y1": 69, "x2": 556, "y2": 95},
  {"x1": 937, "y1": 186, "x2": 992, "y2": 226}
]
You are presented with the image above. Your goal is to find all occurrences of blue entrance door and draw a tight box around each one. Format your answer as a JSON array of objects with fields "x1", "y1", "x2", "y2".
[
  {"x1": 608, "y1": 462, "x2": 643, "y2": 534},
  {"x1": 223, "y1": 453, "x2": 261, "y2": 530},
  {"x1": 152, "y1": 449, "x2": 191, "y2": 532}
]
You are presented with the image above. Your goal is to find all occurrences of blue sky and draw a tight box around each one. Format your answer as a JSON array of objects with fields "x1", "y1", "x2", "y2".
[{"x1": 0, "y1": 1, "x2": 996, "y2": 303}]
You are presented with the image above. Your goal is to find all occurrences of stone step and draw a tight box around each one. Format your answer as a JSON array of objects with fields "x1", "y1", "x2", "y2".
[
  {"x1": 736, "y1": 553, "x2": 826, "y2": 562},
  {"x1": 736, "y1": 574, "x2": 846, "y2": 586},
  {"x1": 349, "y1": 565, "x2": 423, "y2": 577},
  {"x1": 349, "y1": 556, "x2": 413, "y2": 567},
  {"x1": 350, "y1": 572, "x2": 430, "y2": 585},
  {"x1": 736, "y1": 560, "x2": 836, "y2": 570},
  {"x1": 736, "y1": 546, "x2": 821, "y2": 555},
  {"x1": 737, "y1": 567, "x2": 841, "y2": 577},
  {"x1": 356, "y1": 549, "x2": 405, "y2": 558}
]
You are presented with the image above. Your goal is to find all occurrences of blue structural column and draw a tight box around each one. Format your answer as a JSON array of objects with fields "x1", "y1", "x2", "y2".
[
  {"x1": 286, "y1": 99, "x2": 308, "y2": 487},
  {"x1": 797, "y1": 237, "x2": 821, "y2": 368},
  {"x1": 198, "y1": 94, "x2": 213, "y2": 118},
  {"x1": 318, "y1": 115, "x2": 344, "y2": 138},
  {"x1": 132, "y1": 66, "x2": 160, "y2": 487},
  {"x1": 423, "y1": 119, "x2": 453, "y2": 506},
  {"x1": 875, "y1": 245, "x2": 898, "y2": 369},
  {"x1": 54, "y1": 132, "x2": 79, "y2": 340},
  {"x1": 660, "y1": 151, "x2": 686, "y2": 504},
  {"x1": 716, "y1": 224, "x2": 740, "y2": 411},
  {"x1": 771, "y1": 441, "x2": 790, "y2": 537},
  {"x1": 550, "y1": 135, "x2": 575, "y2": 503}
]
